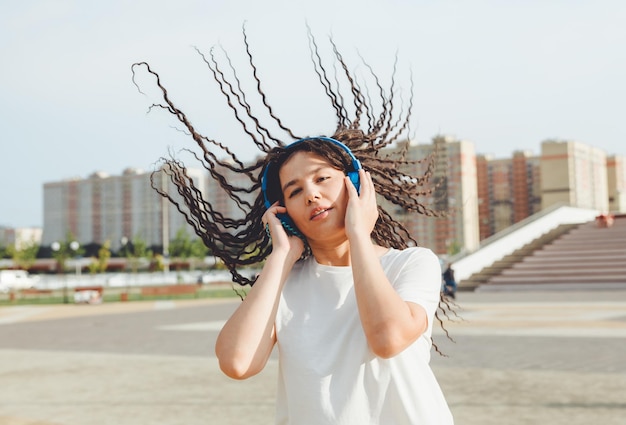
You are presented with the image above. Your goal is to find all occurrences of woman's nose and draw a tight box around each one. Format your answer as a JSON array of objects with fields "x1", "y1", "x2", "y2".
[{"x1": 306, "y1": 191, "x2": 320, "y2": 205}]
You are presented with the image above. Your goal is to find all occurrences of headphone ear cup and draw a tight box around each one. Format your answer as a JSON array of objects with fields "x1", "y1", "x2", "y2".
[
  {"x1": 277, "y1": 213, "x2": 304, "y2": 239},
  {"x1": 347, "y1": 171, "x2": 360, "y2": 194}
]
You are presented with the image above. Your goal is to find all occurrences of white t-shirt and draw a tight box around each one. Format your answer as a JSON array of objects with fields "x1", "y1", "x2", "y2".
[{"x1": 274, "y1": 247, "x2": 453, "y2": 425}]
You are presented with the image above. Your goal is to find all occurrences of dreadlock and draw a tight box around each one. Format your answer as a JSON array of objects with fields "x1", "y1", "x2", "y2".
[{"x1": 131, "y1": 25, "x2": 457, "y2": 349}]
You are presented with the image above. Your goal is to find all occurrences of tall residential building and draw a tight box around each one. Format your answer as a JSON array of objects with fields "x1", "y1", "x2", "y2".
[
  {"x1": 512, "y1": 151, "x2": 542, "y2": 221},
  {"x1": 475, "y1": 155, "x2": 491, "y2": 240},
  {"x1": 381, "y1": 135, "x2": 480, "y2": 256},
  {"x1": 607, "y1": 155, "x2": 626, "y2": 213},
  {"x1": 40, "y1": 138, "x2": 622, "y2": 259},
  {"x1": 42, "y1": 167, "x2": 207, "y2": 251},
  {"x1": 476, "y1": 151, "x2": 541, "y2": 240},
  {"x1": 540, "y1": 140, "x2": 608, "y2": 211}
]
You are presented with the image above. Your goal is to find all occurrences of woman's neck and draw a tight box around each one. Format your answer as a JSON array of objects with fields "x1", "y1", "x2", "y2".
[
  {"x1": 308, "y1": 239, "x2": 388, "y2": 267},
  {"x1": 309, "y1": 239, "x2": 352, "y2": 267}
]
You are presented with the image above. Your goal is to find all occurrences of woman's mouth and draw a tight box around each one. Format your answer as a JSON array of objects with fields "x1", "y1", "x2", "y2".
[{"x1": 310, "y1": 207, "x2": 332, "y2": 220}]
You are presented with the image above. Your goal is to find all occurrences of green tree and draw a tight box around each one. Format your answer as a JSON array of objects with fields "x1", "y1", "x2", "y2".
[
  {"x1": 189, "y1": 237, "x2": 209, "y2": 270},
  {"x1": 169, "y1": 228, "x2": 192, "y2": 260},
  {"x1": 152, "y1": 254, "x2": 165, "y2": 272},
  {"x1": 122, "y1": 235, "x2": 151, "y2": 273},
  {"x1": 87, "y1": 259, "x2": 99, "y2": 274},
  {"x1": 97, "y1": 241, "x2": 111, "y2": 273},
  {"x1": 169, "y1": 228, "x2": 209, "y2": 271},
  {"x1": 7, "y1": 240, "x2": 39, "y2": 270},
  {"x1": 89, "y1": 241, "x2": 111, "y2": 274},
  {"x1": 51, "y1": 233, "x2": 83, "y2": 273}
]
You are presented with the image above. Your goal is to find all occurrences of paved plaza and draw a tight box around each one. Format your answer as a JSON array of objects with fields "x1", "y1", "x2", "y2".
[{"x1": 0, "y1": 289, "x2": 625, "y2": 425}]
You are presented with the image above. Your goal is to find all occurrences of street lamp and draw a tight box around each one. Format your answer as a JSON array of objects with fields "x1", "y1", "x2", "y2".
[
  {"x1": 51, "y1": 240, "x2": 79, "y2": 304},
  {"x1": 120, "y1": 236, "x2": 128, "y2": 250},
  {"x1": 51, "y1": 242, "x2": 60, "y2": 257},
  {"x1": 70, "y1": 241, "x2": 81, "y2": 278},
  {"x1": 120, "y1": 236, "x2": 130, "y2": 302},
  {"x1": 50, "y1": 241, "x2": 66, "y2": 303}
]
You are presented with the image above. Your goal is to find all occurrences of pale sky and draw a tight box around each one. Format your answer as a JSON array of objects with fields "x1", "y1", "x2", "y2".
[{"x1": 1, "y1": 0, "x2": 625, "y2": 228}]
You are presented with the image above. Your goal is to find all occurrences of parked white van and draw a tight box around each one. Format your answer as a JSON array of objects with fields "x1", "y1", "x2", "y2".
[{"x1": 0, "y1": 270, "x2": 39, "y2": 293}]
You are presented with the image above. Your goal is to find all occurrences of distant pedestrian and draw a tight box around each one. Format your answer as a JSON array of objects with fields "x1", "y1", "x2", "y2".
[{"x1": 443, "y1": 263, "x2": 457, "y2": 299}]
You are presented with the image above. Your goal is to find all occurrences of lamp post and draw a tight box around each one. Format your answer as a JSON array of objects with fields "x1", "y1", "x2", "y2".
[
  {"x1": 50, "y1": 241, "x2": 66, "y2": 303},
  {"x1": 70, "y1": 241, "x2": 80, "y2": 277},
  {"x1": 120, "y1": 236, "x2": 128, "y2": 252},
  {"x1": 51, "y1": 242, "x2": 60, "y2": 257},
  {"x1": 120, "y1": 236, "x2": 130, "y2": 302},
  {"x1": 51, "y1": 240, "x2": 80, "y2": 304}
]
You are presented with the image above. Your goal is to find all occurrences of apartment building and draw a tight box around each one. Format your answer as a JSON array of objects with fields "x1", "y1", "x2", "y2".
[
  {"x1": 381, "y1": 135, "x2": 480, "y2": 256},
  {"x1": 476, "y1": 151, "x2": 541, "y2": 240},
  {"x1": 42, "y1": 166, "x2": 207, "y2": 251},
  {"x1": 40, "y1": 138, "x2": 623, "y2": 258},
  {"x1": 540, "y1": 140, "x2": 608, "y2": 212}
]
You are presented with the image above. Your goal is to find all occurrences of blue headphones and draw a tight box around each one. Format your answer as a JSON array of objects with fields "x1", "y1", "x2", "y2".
[{"x1": 261, "y1": 136, "x2": 362, "y2": 238}]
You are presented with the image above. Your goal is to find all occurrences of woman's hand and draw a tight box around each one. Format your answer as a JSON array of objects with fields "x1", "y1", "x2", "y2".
[
  {"x1": 344, "y1": 169, "x2": 378, "y2": 240},
  {"x1": 218, "y1": 202, "x2": 304, "y2": 380},
  {"x1": 262, "y1": 202, "x2": 305, "y2": 262}
]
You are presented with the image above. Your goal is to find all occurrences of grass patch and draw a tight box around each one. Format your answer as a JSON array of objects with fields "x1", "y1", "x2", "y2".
[{"x1": 0, "y1": 285, "x2": 247, "y2": 306}]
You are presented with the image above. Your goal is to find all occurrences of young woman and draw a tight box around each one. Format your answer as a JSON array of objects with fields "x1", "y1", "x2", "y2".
[
  {"x1": 216, "y1": 137, "x2": 453, "y2": 424},
  {"x1": 133, "y1": 26, "x2": 454, "y2": 424}
]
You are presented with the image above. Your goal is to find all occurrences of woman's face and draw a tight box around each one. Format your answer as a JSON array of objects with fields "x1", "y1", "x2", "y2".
[{"x1": 278, "y1": 151, "x2": 348, "y2": 241}]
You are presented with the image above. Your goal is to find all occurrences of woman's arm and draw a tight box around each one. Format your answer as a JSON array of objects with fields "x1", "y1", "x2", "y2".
[
  {"x1": 350, "y1": 236, "x2": 428, "y2": 358},
  {"x1": 215, "y1": 204, "x2": 303, "y2": 379},
  {"x1": 345, "y1": 171, "x2": 430, "y2": 358}
]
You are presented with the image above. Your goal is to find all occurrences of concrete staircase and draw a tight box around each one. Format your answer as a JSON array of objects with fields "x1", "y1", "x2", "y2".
[
  {"x1": 477, "y1": 214, "x2": 626, "y2": 291},
  {"x1": 460, "y1": 223, "x2": 578, "y2": 290}
]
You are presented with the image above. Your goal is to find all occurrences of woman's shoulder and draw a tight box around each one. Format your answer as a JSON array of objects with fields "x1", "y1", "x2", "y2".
[
  {"x1": 381, "y1": 246, "x2": 443, "y2": 294},
  {"x1": 383, "y1": 245, "x2": 439, "y2": 263}
]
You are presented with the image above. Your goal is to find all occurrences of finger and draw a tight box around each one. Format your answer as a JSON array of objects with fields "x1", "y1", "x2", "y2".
[
  {"x1": 357, "y1": 169, "x2": 373, "y2": 198},
  {"x1": 345, "y1": 175, "x2": 358, "y2": 199},
  {"x1": 263, "y1": 202, "x2": 287, "y2": 222}
]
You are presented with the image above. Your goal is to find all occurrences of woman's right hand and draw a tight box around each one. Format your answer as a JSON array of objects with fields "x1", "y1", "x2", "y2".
[{"x1": 262, "y1": 202, "x2": 305, "y2": 262}]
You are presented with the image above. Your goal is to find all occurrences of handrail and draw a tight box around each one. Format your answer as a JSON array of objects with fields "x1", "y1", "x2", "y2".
[
  {"x1": 450, "y1": 205, "x2": 599, "y2": 283},
  {"x1": 448, "y1": 203, "x2": 568, "y2": 264}
]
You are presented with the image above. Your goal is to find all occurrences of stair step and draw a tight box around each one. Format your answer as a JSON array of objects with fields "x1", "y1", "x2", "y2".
[
  {"x1": 469, "y1": 217, "x2": 626, "y2": 291},
  {"x1": 501, "y1": 267, "x2": 626, "y2": 276},
  {"x1": 513, "y1": 261, "x2": 626, "y2": 269},
  {"x1": 530, "y1": 249, "x2": 625, "y2": 257},
  {"x1": 522, "y1": 254, "x2": 626, "y2": 263},
  {"x1": 489, "y1": 275, "x2": 626, "y2": 284}
]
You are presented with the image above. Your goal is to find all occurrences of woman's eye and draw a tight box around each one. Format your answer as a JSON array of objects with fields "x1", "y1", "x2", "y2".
[
  {"x1": 317, "y1": 176, "x2": 329, "y2": 183},
  {"x1": 288, "y1": 188, "x2": 301, "y2": 198}
]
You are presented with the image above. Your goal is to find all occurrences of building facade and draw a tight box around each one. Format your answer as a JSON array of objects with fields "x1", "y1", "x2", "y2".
[
  {"x1": 39, "y1": 138, "x2": 624, "y2": 259},
  {"x1": 42, "y1": 167, "x2": 207, "y2": 251},
  {"x1": 540, "y1": 140, "x2": 608, "y2": 212},
  {"x1": 381, "y1": 135, "x2": 480, "y2": 256},
  {"x1": 476, "y1": 151, "x2": 541, "y2": 240}
]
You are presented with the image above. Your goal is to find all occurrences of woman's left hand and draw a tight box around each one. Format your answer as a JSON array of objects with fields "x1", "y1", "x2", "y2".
[{"x1": 344, "y1": 169, "x2": 378, "y2": 240}]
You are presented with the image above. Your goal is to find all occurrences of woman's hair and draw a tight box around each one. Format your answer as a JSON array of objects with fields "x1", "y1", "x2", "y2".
[{"x1": 131, "y1": 26, "x2": 457, "y2": 344}]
